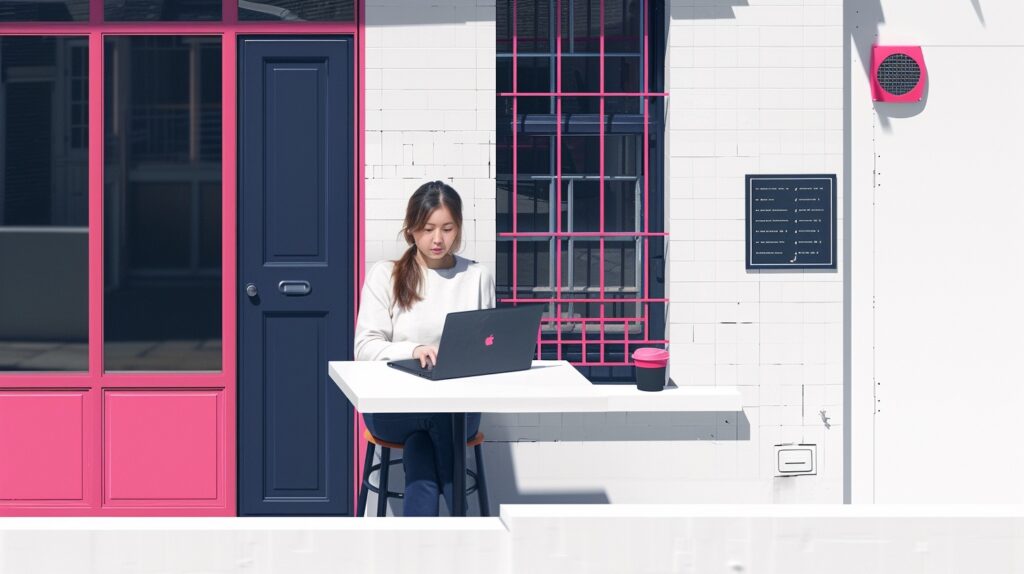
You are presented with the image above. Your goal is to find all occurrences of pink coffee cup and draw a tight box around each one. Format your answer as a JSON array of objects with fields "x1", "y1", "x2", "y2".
[{"x1": 632, "y1": 347, "x2": 669, "y2": 391}]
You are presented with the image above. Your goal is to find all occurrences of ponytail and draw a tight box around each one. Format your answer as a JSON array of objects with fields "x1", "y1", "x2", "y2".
[{"x1": 392, "y1": 242, "x2": 424, "y2": 311}]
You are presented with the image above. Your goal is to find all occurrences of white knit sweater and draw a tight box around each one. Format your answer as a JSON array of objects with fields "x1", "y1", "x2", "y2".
[{"x1": 353, "y1": 254, "x2": 496, "y2": 361}]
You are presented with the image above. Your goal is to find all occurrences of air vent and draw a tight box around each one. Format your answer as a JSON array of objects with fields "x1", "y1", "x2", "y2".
[{"x1": 871, "y1": 46, "x2": 927, "y2": 103}]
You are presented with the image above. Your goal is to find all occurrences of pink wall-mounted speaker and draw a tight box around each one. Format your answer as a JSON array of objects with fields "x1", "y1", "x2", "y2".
[{"x1": 871, "y1": 46, "x2": 927, "y2": 103}]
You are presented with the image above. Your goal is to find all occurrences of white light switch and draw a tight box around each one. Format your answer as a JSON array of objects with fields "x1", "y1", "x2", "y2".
[{"x1": 774, "y1": 443, "x2": 816, "y2": 476}]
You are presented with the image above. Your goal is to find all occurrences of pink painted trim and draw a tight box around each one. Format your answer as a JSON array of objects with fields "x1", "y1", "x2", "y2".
[
  {"x1": 581, "y1": 310, "x2": 587, "y2": 360},
  {"x1": 87, "y1": 32, "x2": 103, "y2": 377},
  {"x1": 0, "y1": 506, "x2": 239, "y2": 516},
  {"x1": 502, "y1": 298, "x2": 667, "y2": 303},
  {"x1": 598, "y1": 0, "x2": 606, "y2": 363},
  {"x1": 512, "y1": 0, "x2": 519, "y2": 326},
  {"x1": 643, "y1": 0, "x2": 650, "y2": 345},
  {"x1": 554, "y1": 0, "x2": 562, "y2": 362},
  {"x1": 222, "y1": 29, "x2": 239, "y2": 518},
  {"x1": 94, "y1": 373, "x2": 229, "y2": 386},
  {"x1": 543, "y1": 318, "x2": 659, "y2": 325},
  {"x1": 624, "y1": 316, "x2": 630, "y2": 354},
  {"x1": 0, "y1": 22, "x2": 358, "y2": 34},
  {"x1": 354, "y1": 0, "x2": 367, "y2": 515},
  {"x1": 499, "y1": 92, "x2": 667, "y2": 97},
  {"x1": 87, "y1": 30, "x2": 103, "y2": 511},
  {"x1": 500, "y1": 231, "x2": 667, "y2": 237},
  {"x1": 0, "y1": 378, "x2": 92, "y2": 387}
]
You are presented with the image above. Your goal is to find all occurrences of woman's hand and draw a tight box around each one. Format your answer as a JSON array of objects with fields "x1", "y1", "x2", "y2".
[{"x1": 413, "y1": 345, "x2": 438, "y2": 369}]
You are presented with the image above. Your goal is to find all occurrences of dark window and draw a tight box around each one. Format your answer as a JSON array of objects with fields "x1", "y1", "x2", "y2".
[
  {"x1": 238, "y1": 0, "x2": 354, "y2": 21},
  {"x1": 105, "y1": 0, "x2": 221, "y2": 21},
  {"x1": 0, "y1": 0, "x2": 87, "y2": 21},
  {"x1": 496, "y1": 0, "x2": 666, "y2": 381},
  {"x1": 104, "y1": 36, "x2": 222, "y2": 372},
  {"x1": 0, "y1": 37, "x2": 89, "y2": 372}
]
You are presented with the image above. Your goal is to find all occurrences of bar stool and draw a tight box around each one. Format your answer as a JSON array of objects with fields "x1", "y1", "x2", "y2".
[{"x1": 356, "y1": 428, "x2": 490, "y2": 517}]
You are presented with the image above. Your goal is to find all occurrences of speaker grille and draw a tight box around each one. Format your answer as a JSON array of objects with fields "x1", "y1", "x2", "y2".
[{"x1": 877, "y1": 53, "x2": 921, "y2": 96}]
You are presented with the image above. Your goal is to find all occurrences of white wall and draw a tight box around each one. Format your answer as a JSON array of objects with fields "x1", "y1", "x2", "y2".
[
  {"x1": 664, "y1": 0, "x2": 844, "y2": 502},
  {"x1": 364, "y1": 0, "x2": 497, "y2": 273},
  {"x1": 850, "y1": 1, "x2": 1024, "y2": 503},
  {"x1": 364, "y1": 0, "x2": 845, "y2": 512}
]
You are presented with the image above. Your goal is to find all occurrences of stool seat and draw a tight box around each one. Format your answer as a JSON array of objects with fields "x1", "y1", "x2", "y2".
[{"x1": 364, "y1": 428, "x2": 485, "y2": 450}]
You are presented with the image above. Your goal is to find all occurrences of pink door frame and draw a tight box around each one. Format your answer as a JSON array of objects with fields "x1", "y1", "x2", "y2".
[{"x1": 0, "y1": 0, "x2": 367, "y2": 516}]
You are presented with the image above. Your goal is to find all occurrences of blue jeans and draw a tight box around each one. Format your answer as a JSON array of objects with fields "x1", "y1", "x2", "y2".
[{"x1": 363, "y1": 412, "x2": 482, "y2": 517}]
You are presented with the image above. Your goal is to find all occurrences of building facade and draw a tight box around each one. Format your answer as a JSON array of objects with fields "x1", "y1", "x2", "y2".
[{"x1": 5, "y1": 0, "x2": 1017, "y2": 517}]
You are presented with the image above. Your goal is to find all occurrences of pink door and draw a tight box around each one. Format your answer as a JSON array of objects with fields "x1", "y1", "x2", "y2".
[{"x1": 0, "y1": 0, "x2": 363, "y2": 516}]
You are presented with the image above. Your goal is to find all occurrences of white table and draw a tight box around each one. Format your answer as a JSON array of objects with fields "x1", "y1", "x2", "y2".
[{"x1": 328, "y1": 360, "x2": 743, "y2": 516}]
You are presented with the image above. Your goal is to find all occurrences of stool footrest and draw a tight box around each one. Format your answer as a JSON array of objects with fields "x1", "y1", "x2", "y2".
[{"x1": 363, "y1": 459, "x2": 481, "y2": 499}]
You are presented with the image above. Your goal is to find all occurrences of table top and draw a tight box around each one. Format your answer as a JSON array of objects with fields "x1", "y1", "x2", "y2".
[{"x1": 328, "y1": 360, "x2": 742, "y2": 413}]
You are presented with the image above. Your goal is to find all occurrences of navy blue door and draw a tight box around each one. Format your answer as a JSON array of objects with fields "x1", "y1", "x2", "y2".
[{"x1": 238, "y1": 37, "x2": 354, "y2": 516}]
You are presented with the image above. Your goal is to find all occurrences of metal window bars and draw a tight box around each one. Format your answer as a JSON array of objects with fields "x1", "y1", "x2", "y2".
[{"x1": 498, "y1": 0, "x2": 667, "y2": 367}]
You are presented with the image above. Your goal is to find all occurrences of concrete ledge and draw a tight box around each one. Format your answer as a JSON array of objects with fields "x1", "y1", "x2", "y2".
[{"x1": 3, "y1": 506, "x2": 1024, "y2": 573}]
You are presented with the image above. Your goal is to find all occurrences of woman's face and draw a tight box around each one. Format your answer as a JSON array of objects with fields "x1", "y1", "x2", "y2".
[{"x1": 413, "y1": 205, "x2": 459, "y2": 264}]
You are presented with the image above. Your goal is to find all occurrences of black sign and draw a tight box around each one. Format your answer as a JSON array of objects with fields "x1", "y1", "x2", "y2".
[{"x1": 746, "y1": 175, "x2": 836, "y2": 270}]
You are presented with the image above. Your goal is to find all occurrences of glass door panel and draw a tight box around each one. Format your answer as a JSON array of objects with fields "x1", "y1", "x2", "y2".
[
  {"x1": 0, "y1": 37, "x2": 89, "y2": 372},
  {"x1": 238, "y1": 0, "x2": 354, "y2": 21},
  {"x1": 103, "y1": 36, "x2": 222, "y2": 372}
]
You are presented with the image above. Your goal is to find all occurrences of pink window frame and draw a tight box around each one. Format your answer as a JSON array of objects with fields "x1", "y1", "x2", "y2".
[
  {"x1": 0, "y1": 0, "x2": 367, "y2": 516},
  {"x1": 500, "y1": 0, "x2": 668, "y2": 367}
]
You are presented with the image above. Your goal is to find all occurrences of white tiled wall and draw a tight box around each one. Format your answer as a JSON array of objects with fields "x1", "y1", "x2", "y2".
[
  {"x1": 364, "y1": 0, "x2": 497, "y2": 273},
  {"x1": 661, "y1": 0, "x2": 843, "y2": 503},
  {"x1": 364, "y1": 0, "x2": 844, "y2": 510}
]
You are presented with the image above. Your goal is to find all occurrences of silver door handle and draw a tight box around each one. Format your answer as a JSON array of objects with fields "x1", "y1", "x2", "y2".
[{"x1": 278, "y1": 280, "x2": 311, "y2": 296}]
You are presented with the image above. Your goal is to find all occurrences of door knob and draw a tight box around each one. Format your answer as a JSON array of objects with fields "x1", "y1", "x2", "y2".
[{"x1": 245, "y1": 283, "x2": 258, "y2": 298}]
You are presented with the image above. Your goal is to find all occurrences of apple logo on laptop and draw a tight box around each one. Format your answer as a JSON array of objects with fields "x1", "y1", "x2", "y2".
[{"x1": 484, "y1": 334, "x2": 494, "y2": 346}]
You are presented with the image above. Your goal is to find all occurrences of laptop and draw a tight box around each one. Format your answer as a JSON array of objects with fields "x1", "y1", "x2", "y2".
[{"x1": 386, "y1": 304, "x2": 545, "y2": 380}]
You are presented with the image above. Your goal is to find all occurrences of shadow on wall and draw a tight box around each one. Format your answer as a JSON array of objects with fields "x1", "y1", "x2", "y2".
[
  {"x1": 849, "y1": 0, "x2": 893, "y2": 129},
  {"x1": 971, "y1": 0, "x2": 986, "y2": 25},
  {"x1": 366, "y1": 0, "x2": 754, "y2": 26},
  {"x1": 491, "y1": 409, "x2": 752, "y2": 442},
  {"x1": 851, "y1": 0, "x2": 994, "y2": 129},
  {"x1": 478, "y1": 409, "x2": 750, "y2": 510},
  {"x1": 669, "y1": 0, "x2": 748, "y2": 20},
  {"x1": 366, "y1": 409, "x2": 751, "y2": 516},
  {"x1": 368, "y1": 0, "x2": 754, "y2": 25},
  {"x1": 364, "y1": 0, "x2": 494, "y2": 26},
  {"x1": 873, "y1": 80, "x2": 929, "y2": 128}
]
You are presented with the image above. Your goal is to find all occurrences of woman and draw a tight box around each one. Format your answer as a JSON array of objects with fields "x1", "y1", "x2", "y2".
[{"x1": 354, "y1": 180, "x2": 495, "y2": 516}]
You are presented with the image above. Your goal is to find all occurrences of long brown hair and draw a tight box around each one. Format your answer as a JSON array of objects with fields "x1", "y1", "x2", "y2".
[{"x1": 392, "y1": 181, "x2": 463, "y2": 311}]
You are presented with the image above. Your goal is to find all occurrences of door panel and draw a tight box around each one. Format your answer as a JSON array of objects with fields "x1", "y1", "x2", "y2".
[
  {"x1": 0, "y1": 391, "x2": 87, "y2": 501},
  {"x1": 238, "y1": 37, "x2": 354, "y2": 516},
  {"x1": 104, "y1": 390, "x2": 222, "y2": 505},
  {"x1": 264, "y1": 62, "x2": 327, "y2": 261},
  {"x1": 264, "y1": 312, "x2": 327, "y2": 495}
]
